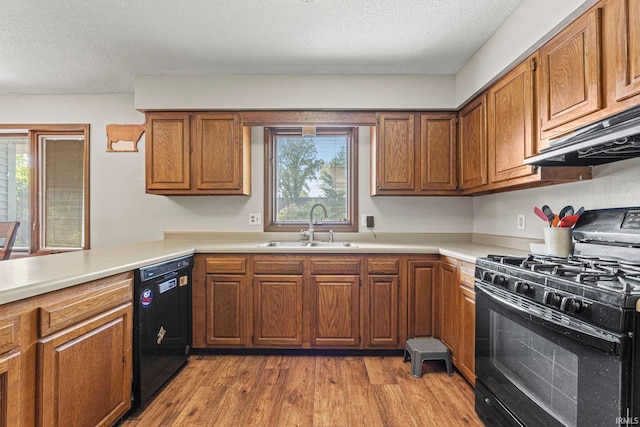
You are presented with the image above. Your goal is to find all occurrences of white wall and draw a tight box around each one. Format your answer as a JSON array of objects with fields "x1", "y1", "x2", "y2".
[
  {"x1": 473, "y1": 158, "x2": 640, "y2": 241},
  {"x1": 0, "y1": 94, "x2": 474, "y2": 248},
  {"x1": 135, "y1": 74, "x2": 457, "y2": 110}
]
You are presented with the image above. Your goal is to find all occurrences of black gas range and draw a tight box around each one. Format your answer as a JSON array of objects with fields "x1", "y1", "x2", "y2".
[{"x1": 475, "y1": 207, "x2": 640, "y2": 427}]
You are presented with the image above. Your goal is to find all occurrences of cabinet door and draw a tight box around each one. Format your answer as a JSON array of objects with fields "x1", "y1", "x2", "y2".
[
  {"x1": 614, "y1": 0, "x2": 640, "y2": 101},
  {"x1": 37, "y1": 304, "x2": 132, "y2": 427},
  {"x1": 438, "y1": 262, "x2": 458, "y2": 359},
  {"x1": 459, "y1": 95, "x2": 488, "y2": 190},
  {"x1": 539, "y1": 8, "x2": 602, "y2": 132},
  {"x1": 487, "y1": 58, "x2": 537, "y2": 183},
  {"x1": 0, "y1": 350, "x2": 20, "y2": 427},
  {"x1": 419, "y1": 113, "x2": 457, "y2": 191},
  {"x1": 311, "y1": 275, "x2": 360, "y2": 347},
  {"x1": 366, "y1": 275, "x2": 400, "y2": 347},
  {"x1": 374, "y1": 113, "x2": 416, "y2": 192},
  {"x1": 253, "y1": 275, "x2": 303, "y2": 346},
  {"x1": 407, "y1": 260, "x2": 436, "y2": 338},
  {"x1": 193, "y1": 113, "x2": 247, "y2": 193},
  {"x1": 205, "y1": 274, "x2": 247, "y2": 346},
  {"x1": 458, "y1": 284, "x2": 476, "y2": 386},
  {"x1": 145, "y1": 112, "x2": 191, "y2": 191}
]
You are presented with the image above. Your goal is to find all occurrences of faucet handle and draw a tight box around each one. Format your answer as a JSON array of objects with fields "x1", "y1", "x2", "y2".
[{"x1": 329, "y1": 229, "x2": 334, "y2": 242}]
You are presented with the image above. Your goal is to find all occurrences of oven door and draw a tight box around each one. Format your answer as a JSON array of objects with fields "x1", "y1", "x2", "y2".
[{"x1": 475, "y1": 282, "x2": 633, "y2": 427}]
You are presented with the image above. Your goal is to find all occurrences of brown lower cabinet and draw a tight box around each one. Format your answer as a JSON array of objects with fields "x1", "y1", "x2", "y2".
[
  {"x1": 434, "y1": 257, "x2": 476, "y2": 385},
  {"x1": 192, "y1": 253, "x2": 475, "y2": 383},
  {"x1": 194, "y1": 254, "x2": 410, "y2": 350},
  {"x1": 0, "y1": 272, "x2": 133, "y2": 426}
]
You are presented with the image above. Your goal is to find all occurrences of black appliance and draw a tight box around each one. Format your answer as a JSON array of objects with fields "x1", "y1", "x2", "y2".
[
  {"x1": 525, "y1": 105, "x2": 640, "y2": 166},
  {"x1": 131, "y1": 255, "x2": 193, "y2": 412},
  {"x1": 474, "y1": 207, "x2": 640, "y2": 427}
]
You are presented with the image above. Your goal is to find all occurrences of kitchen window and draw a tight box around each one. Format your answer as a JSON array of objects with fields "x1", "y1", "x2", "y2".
[
  {"x1": 264, "y1": 127, "x2": 358, "y2": 232},
  {"x1": 0, "y1": 124, "x2": 89, "y2": 255}
]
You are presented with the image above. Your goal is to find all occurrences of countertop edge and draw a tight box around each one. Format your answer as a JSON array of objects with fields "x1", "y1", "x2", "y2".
[{"x1": 0, "y1": 237, "x2": 530, "y2": 306}]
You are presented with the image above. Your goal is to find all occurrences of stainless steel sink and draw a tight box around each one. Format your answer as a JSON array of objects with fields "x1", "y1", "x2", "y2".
[
  {"x1": 309, "y1": 241, "x2": 358, "y2": 248},
  {"x1": 257, "y1": 241, "x2": 312, "y2": 247},
  {"x1": 257, "y1": 241, "x2": 358, "y2": 248}
]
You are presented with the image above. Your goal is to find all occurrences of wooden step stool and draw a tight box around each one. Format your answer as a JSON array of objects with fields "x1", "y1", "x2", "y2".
[{"x1": 403, "y1": 338, "x2": 453, "y2": 378}]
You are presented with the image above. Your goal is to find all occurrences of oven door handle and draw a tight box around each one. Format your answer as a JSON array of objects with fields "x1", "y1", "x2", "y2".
[{"x1": 475, "y1": 281, "x2": 627, "y2": 354}]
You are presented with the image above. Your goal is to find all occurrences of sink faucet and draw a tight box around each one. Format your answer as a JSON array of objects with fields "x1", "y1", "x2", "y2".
[{"x1": 301, "y1": 203, "x2": 328, "y2": 242}]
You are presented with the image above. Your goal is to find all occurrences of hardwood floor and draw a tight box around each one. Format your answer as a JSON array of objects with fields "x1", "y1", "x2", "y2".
[{"x1": 119, "y1": 354, "x2": 483, "y2": 427}]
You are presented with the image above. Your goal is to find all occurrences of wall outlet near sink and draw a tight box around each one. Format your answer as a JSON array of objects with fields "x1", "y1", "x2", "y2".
[
  {"x1": 249, "y1": 213, "x2": 262, "y2": 225},
  {"x1": 517, "y1": 214, "x2": 526, "y2": 230}
]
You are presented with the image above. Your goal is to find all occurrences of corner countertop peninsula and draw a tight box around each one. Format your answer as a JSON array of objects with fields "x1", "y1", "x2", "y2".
[{"x1": 0, "y1": 231, "x2": 534, "y2": 305}]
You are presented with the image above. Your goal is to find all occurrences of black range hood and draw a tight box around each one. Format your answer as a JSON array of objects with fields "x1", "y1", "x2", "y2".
[{"x1": 525, "y1": 105, "x2": 640, "y2": 166}]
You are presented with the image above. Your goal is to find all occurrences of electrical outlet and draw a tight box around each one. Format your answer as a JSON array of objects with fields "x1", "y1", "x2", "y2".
[
  {"x1": 517, "y1": 214, "x2": 526, "y2": 230},
  {"x1": 249, "y1": 213, "x2": 262, "y2": 225}
]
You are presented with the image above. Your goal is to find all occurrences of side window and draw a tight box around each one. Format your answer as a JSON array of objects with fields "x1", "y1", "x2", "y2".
[
  {"x1": 265, "y1": 127, "x2": 358, "y2": 232},
  {"x1": 0, "y1": 125, "x2": 89, "y2": 255}
]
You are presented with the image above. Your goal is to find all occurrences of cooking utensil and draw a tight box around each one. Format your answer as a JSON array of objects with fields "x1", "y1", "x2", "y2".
[
  {"x1": 534, "y1": 207, "x2": 549, "y2": 222},
  {"x1": 558, "y1": 214, "x2": 580, "y2": 227},
  {"x1": 558, "y1": 205, "x2": 574, "y2": 219},
  {"x1": 575, "y1": 206, "x2": 584, "y2": 216},
  {"x1": 541, "y1": 205, "x2": 555, "y2": 226},
  {"x1": 551, "y1": 214, "x2": 560, "y2": 227}
]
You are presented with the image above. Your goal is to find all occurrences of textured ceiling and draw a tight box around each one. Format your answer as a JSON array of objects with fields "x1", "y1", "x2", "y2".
[{"x1": 1, "y1": 0, "x2": 523, "y2": 95}]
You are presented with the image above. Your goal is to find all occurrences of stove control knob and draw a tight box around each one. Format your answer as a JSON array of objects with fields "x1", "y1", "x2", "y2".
[
  {"x1": 482, "y1": 271, "x2": 493, "y2": 282},
  {"x1": 543, "y1": 291, "x2": 562, "y2": 307},
  {"x1": 492, "y1": 275, "x2": 508, "y2": 287},
  {"x1": 560, "y1": 297, "x2": 582, "y2": 313},
  {"x1": 514, "y1": 281, "x2": 531, "y2": 294}
]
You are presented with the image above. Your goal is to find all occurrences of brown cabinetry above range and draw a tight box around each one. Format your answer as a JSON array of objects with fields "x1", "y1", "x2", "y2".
[
  {"x1": 536, "y1": 0, "x2": 640, "y2": 149},
  {"x1": 145, "y1": 112, "x2": 251, "y2": 195}
]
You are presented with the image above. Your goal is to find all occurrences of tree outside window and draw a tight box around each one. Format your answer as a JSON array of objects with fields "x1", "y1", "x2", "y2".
[{"x1": 265, "y1": 127, "x2": 357, "y2": 232}]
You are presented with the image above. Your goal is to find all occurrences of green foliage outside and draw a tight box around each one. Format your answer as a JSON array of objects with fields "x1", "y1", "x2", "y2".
[{"x1": 276, "y1": 137, "x2": 347, "y2": 223}]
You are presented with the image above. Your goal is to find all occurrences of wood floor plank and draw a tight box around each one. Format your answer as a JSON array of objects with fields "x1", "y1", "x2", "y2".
[
  {"x1": 342, "y1": 357, "x2": 386, "y2": 427},
  {"x1": 313, "y1": 356, "x2": 348, "y2": 426},
  {"x1": 243, "y1": 368, "x2": 289, "y2": 426},
  {"x1": 363, "y1": 355, "x2": 397, "y2": 385},
  {"x1": 276, "y1": 356, "x2": 315, "y2": 427},
  {"x1": 117, "y1": 354, "x2": 483, "y2": 427}
]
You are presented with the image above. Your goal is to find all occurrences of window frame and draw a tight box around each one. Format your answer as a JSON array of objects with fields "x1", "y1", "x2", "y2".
[
  {"x1": 0, "y1": 124, "x2": 90, "y2": 255},
  {"x1": 264, "y1": 126, "x2": 358, "y2": 233}
]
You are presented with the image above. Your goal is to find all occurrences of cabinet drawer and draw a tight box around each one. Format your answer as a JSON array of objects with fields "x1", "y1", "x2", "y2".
[
  {"x1": 310, "y1": 258, "x2": 361, "y2": 275},
  {"x1": 205, "y1": 257, "x2": 246, "y2": 274},
  {"x1": 38, "y1": 274, "x2": 133, "y2": 337},
  {"x1": 0, "y1": 315, "x2": 20, "y2": 354},
  {"x1": 253, "y1": 257, "x2": 304, "y2": 275},
  {"x1": 367, "y1": 258, "x2": 399, "y2": 274}
]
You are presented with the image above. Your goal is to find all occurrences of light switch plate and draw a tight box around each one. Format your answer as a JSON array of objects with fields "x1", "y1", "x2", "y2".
[
  {"x1": 361, "y1": 214, "x2": 373, "y2": 227},
  {"x1": 517, "y1": 214, "x2": 526, "y2": 230}
]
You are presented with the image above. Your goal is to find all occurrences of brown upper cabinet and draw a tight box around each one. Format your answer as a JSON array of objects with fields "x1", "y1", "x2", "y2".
[
  {"x1": 458, "y1": 94, "x2": 488, "y2": 191},
  {"x1": 487, "y1": 56, "x2": 537, "y2": 184},
  {"x1": 538, "y1": 7, "x2": 603, "y2": 139},
  {"x1": 612, "y1": 0, "x2": 640, "y2": 103},
  {"x1": 145, "y1": 112, "x2": 251, "y2": 195},
  {"x1": 372, "y1": 112, "x2": 457, "y2": 195}
]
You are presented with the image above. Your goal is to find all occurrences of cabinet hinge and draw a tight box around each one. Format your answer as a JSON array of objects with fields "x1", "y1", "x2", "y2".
[
  {"x1": 455, "y1": 117, "x2": 459, "y2": 124},
  {"x1": 531, "y1": 58, "x2": 537, "y2": 71}
]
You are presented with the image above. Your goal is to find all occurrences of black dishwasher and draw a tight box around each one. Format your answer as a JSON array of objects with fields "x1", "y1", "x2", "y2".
[{"x1": 131, "y1": 255, "x2": 193, "y2": 412}]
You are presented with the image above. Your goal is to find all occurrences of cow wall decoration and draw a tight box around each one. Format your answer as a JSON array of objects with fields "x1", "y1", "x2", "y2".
[{"x1": 106, "y1": 124, "x2": 145, "y2": 152}]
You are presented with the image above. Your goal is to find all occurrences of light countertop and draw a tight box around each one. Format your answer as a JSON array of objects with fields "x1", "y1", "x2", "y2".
[{"x1": 0, "y1": 232, "x2": 532, "y2": 306}]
